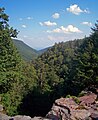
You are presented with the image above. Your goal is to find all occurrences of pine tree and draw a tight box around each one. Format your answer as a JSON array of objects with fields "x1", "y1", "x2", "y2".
[
  {"x1": 0, "y1": 7, "x2": 25, "y2": 115},
  {"x1": 72, "y1": 21, "x2": 98, "y2": 90},
  {"x1": 0, "y1": 8, "x2": 22, "y2": 93}
]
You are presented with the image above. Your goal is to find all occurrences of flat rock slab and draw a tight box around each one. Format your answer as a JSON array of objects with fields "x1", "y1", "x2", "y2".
[{"x1": 11, "y1": 115, "x2": 31, "y2": 120}]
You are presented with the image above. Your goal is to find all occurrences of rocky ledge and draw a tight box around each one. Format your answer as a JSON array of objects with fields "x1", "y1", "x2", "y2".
[
  {"x1": 47, "y1": 92, "x2": 98, "y2": 120},
  {"x1": 0, "y1": 114, "x2": 50, "y2": 120},
  {"x1": 0, "y1": 91, "x2": 98, "y2": 120}
]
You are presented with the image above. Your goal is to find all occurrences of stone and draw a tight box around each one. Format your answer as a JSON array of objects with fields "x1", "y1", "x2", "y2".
[
  {"x1": 79, "y1": 93, "x2": 97, "y2": 106},
  {"x1": 0, "y1": 105, "x2": 3, "y2": 112},
  {"x1": 90, "y1": 113, "x2": 98, "y2": 120},
  {"x1": 0, "y1": 113, "x2": 11, "y2": 120},
  {"x1": 71, "y1": 110, "x2": 91, "y2": 120},
  {"x1": 55, "y1": 97, "x2": 78, "y2": 110},
  {"x1": 31, "y1": 117, "x2": 43, "y2": 120},
  {"x1": 31, "y1": 117, "x2": 51, "y2": 120},
  {"x1": 12, "y1": 115, "x2": 31, "y2": 120}
]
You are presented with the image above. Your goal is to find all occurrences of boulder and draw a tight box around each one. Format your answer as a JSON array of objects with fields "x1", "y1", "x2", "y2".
[
  {"x1": 47, "y1": 98, "x2": 77, "y2": 120},
  {"x1": 71, "y1": 110, "x2": 91, "y2": 120},
  {"x1": 79, "y1": 93, "x2": 97, "y2": 106},
  {"x1": 55, "y1": 97, "x2": 78, "y2": 110}
]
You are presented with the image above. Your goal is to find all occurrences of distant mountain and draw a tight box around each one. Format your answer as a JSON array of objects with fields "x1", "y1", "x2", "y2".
[
  {"x1": 13, "y1": 39, "x2": 39, "y2": 61},
  {"x1": 13, "y1": 39, "x2": 49, "y2": 61},
  {"x1": 38, "y1": 47, "x2": 50, "y2": 55}
]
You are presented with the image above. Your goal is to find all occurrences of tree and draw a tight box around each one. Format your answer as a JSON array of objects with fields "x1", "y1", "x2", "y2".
[
  {"x1": 0, "y1": 7, "x2": 25, "y2": 115},
  {"x1": 0, "y1": 7, "x2": 21, "y2": 93},
  {"x1": 72, "y1": 21, "x2": 98, "y2": 91}
]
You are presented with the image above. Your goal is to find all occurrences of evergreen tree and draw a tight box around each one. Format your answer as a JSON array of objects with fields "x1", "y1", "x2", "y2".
[
  {"x1": 72, "y1": 21, "x2": 98, "y2": 90},
  {"x1": 0, "y1": 7, "x2": 21, "y2": 93},
  {"x1": 0, "y1": 8, "x2": 37, "y2": 115}
]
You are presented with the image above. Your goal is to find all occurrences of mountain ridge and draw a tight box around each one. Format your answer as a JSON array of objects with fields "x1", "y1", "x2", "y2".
[{"x1": 13, "y1": 39, "x2": 49, "y2": 61}]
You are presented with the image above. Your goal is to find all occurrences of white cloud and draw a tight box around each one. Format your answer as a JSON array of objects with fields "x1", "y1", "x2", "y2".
[
  {"x1": 39, "y1": 21, "x2": 57, "y2": 26},
  {"x1": 66, "y1": 4, "x2": 89, "y2": 15},
  {"x1": 22, "y1": 25, "x2": 27, "y2": 28},
  {"x1": 82, "y1": 22, "x2": 92, "y2": 26},
  {"x1": 65, "y1": 25, "x2": 82, "y2": 33},
  {"x1": 52, "y1": 13, "x2": 60, "y2": 19},
  {"x1": 27, "y1": 17, "x2": 33, "y2": 20},
  {"x1": 47, "y1": 25, "x2": 82, "y2": 34}
]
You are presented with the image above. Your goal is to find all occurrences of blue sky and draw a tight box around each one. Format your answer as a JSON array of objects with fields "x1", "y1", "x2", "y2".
[{"x1": 1, "y1": 0, "x2": 98, "y2": 49}]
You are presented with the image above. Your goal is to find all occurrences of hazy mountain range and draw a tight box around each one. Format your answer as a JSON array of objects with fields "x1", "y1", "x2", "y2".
[{"x1": 13, "y1": 39, "x2": 49, "y2": 61}]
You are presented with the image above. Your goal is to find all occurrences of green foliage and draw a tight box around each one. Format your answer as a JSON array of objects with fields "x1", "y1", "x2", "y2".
[
  {"x1": 72, "y1": 96, "x2": 80, "y2": 104},
  {"x1": 33, "y1": 40, "x2": 83, "y2": 95},
  {"x1": 66, "y1": 95, "x2": 80, "y2": 104},
  {"x1": 72, "y1": 22, "x2": 98, "y2": 90},
  {"x1": 0, "y1": 8, "x2": 37, "y2": 116},
  {"x1": 13, "y1": 39, "x2": 39, "y2": 61},
  {"x1": 66, "y1": 94, "x2": 71, "y2": 98},
  {"x1": 22, "y1": 62, "x2": 37, "y2": 93},
  {"x1": 78, "y1": 92, "x2": 86, "y2": 97}
]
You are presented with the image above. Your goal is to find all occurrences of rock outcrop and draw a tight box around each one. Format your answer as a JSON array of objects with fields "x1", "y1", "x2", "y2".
[
  {"x1": 0, "y1": 114, "x2": 50, "y2": 120},
  {"x1": 47, "y1": 92, "x2": 98, "y2": 120}
]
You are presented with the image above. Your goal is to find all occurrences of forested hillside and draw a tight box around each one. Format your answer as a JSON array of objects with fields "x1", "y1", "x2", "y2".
[
  {"x1": 30, "y1": 22, "x2": 98, "y2": 116},
  {"x1": 33, "y1": 26, "x2": 98, "y2": 97},
  {"x1": 13, "y1": 39, "x2": 39, "y2": 61},
  {"x1": 13, "y1": 39, "x2": 49, "y2": 61},
  {"x1": 0, "y1": 7, "x2": 98, "y2": 117}
]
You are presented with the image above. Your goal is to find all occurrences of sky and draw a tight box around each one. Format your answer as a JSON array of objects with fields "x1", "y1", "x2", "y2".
[{"x1": 0, "y1": 0, "x2": 98, "y2": 50}]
